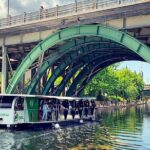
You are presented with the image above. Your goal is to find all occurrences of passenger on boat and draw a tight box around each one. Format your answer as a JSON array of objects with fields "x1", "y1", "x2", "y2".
[
  {"x1": 51, "y1": 99, "x2": 56, "y2": 121},
  {"x1": 42, "y1": 101, "x2": 49, "y2": 121},
  {"x1": 90, "y1": 100, "x2": 96, "y2": 116},
  {"x1": 78, "y1": 99, "x2": 84, "y2": 119},
  {"x1": 47, "y1": 102, "x2": 53, "y2": 120},
  {"x1": 56, "y1": 100, "x2": 61, "y2": 121},
  {"x1": 62, "y1": 100, "x2": 69, "y2": 120},
  {"x1": 38, "y1": 100, "x2": 43, "y2": 121},
  {"x1": 53, "y1": 99, "x2": 61, "y2": 121},
  {"x1": 70, "y1": 100, "x2": 77, "y2": 119},
  {"x1": 84, "y1": 99, "x2": 90, "y2": 117}
]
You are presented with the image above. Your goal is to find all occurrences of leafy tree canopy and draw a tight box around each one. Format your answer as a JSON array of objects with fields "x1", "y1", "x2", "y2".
[{"x1": 83, "y1": 63, "x2": 144, "y2": 102}]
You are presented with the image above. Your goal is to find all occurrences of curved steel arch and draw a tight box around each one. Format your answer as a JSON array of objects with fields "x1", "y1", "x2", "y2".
[
  {"x1": 27, "y1": 41, "x2": 126, "y2": 94},
  {"x1": 43, "y1": 51, "x2": 119, "y2": 95},
  {"x1": 66, "y1": 54, "x2": 143, "y2": 96},
  {"x1": 53, "y1": 63, "x2": 83, "y2": 96},
  {"x1": 55, "y1": 56, "x2": 140, "y2": 96},
  {"x1": 44, "y1": 50, "x2": 139, "y2": 95},
  {"x1": 76, "y1": 58, "x2": 144, "y2": 96},
  {"x1": 41, "y1": 46, "x2": 131, "y2": 95},
  {"x1": 6, "y1": 25, "x2": 150, "y2": 93}
]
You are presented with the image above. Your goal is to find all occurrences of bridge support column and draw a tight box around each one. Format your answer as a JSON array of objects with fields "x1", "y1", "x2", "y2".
[
  {"x1": 2, "y1": 45, "x2": 8, "y2": 93},
  {"x1": 123, "y1": 17, "x2": 126, "y2": 29}
]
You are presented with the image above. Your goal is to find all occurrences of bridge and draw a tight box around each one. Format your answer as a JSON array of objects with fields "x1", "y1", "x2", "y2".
[
  {"x1": 143, "y1": 85, "x2": 150, "y2": 99},
  {"x1": 0, "y1": 0, "x2": 150, "y2": 96},
  {"x1": 144, "y1": 85, "x2": 150, "y2": 91}
]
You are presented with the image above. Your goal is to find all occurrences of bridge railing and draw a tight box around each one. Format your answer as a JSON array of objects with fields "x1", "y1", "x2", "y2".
[{"x1": 0, "y1": 0, "x2": 148, "y2": 29}]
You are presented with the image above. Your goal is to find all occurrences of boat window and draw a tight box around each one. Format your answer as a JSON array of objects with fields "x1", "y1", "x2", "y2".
[
  {"x1": 15, "y1": 97, "x2": 24, "y2": 111},
  {"x1": 0, "y1": 96, "x2": 15, "y2": 108}
]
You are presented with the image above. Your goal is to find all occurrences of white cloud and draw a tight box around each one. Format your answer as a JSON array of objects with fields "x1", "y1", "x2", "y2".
[
  {"x1": 0, "y1": 0, "x2": 74, "y2": 19},
  {"x1": 0, "y1": 0, "x2": 7, "y2": 18},
  {"x1": 20, "y1": 0, "x2": 35, "y2": 6},
  {"x1": 43, "y1": 0, "x2": 60, "y2": 7}
]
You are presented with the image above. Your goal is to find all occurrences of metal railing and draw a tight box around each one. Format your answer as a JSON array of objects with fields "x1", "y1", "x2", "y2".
[{"x1": 0, "y1": 0, "x2": 148, "y2": 29}]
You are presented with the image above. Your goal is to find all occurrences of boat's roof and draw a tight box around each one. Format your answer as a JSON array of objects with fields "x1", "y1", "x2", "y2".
[{"x1": 0, "y1": 94, "x2": 95, "y2": 101}]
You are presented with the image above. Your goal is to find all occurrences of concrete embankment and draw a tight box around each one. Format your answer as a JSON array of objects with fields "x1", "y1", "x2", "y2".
[{"x1": 95, "y1": 100, "x2": 148, "y2": 109}]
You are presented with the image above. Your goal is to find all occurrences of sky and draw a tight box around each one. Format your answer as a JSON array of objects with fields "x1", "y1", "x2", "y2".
[
  {"x1": 0, "y1": 0, "x2": 74, "y2": 18},
  {"x1": 0, "y1": 0, "x2": 150, "y2": 84},
  {"x1": 118, "y1": 61, "x2": 150, "y2": 85},
  {"x1": 0, "y1": 0, "x2": 59, "y2": 18}
]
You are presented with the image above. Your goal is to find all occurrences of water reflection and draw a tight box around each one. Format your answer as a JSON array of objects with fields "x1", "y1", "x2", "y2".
[{"x1": 0, "y1": 104, "x2": 150, "y2": 150}]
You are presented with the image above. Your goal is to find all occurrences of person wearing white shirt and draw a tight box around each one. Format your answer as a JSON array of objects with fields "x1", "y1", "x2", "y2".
[{"x1": 42, "y1": 102, "x2": 49, "y2": 121}]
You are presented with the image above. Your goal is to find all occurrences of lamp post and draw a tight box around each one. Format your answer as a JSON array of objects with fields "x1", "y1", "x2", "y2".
[
  {"x1": 7, "y1": 0, "x2": 9, "y2": 17},
  {"x1": 75, "y1": 0, "x2": 77, "y2": 12}
]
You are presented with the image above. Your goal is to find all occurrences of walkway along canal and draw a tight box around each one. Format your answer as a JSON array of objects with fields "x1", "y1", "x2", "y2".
[{"x1": 95, "y1": 99, "x2": 148, "y2": 108}]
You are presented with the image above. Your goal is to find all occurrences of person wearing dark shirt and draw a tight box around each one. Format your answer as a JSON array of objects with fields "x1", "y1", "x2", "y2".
[
  {"x1": 90, "y1": 100, "x2": 96, "y2": 116},
  {"x1": 47, "y1": 102, "x2": 53, "y2": 120},
  {"x1": 78, "y1": 99, "x2": 84, "y2": 119},
  {"x1": 51, "y1": 99, "x2": 60, "y2": 121},
  {"x1": 55, "y1": 99, "x2": 61, "y2": 121},
  {"x1": 84, "y1": 99, "x2": 90, "y2": 117},
  {"x1": 70, "y1": 100, "x2": 77, "y2": 119},
  {"x1": 62, "y1": 100, "x2": 69, "y2": 120}
]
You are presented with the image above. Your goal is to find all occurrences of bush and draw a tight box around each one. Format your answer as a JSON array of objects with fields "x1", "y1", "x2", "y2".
[
  {"x1": 96, "y1": 92, "x2": 109, "y2": 101},
  {"x1": 109, "y1": 95, "x2": 125, "y2": 102},
  {"x1": 96, "y1": 92, "x2": 105, "y2": 101}
]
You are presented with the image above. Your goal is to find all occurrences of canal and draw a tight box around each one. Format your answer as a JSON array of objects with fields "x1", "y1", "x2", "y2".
[{"x1": 0, "y1": 103, "x2": 150, "y2": 150}]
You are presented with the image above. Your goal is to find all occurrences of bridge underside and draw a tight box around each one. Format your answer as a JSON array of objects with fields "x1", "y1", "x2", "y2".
[
  {"x1": 26, "y1": 37, "x2": 143, "y2": 96},
  {"x1": 4, "y1": 25, "x2": 150, "y2": 96},
  {"x1": 143, "y1": 90, "x2": 150, "y2": 100}
]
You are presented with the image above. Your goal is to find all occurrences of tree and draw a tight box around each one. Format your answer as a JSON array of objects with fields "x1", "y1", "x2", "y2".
[{"x1": 83, "y1": 64, "x2": 144, "y2": 102}]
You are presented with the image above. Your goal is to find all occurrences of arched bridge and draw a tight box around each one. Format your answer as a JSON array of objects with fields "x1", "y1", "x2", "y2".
[
  {"x1": 0, "y1": 0, "x2": 150, "y2": 96},
  {"x1": 5, "y1": 24, "x2": 150, "y2": 96},
  {"x1": 143, "y1": 85, "x2": 150, "y2": 99}
]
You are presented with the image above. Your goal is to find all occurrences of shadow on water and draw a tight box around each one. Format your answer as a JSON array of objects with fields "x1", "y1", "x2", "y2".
[{"x1": 0, "y1": 103, "x2": 150, "y2": 150}]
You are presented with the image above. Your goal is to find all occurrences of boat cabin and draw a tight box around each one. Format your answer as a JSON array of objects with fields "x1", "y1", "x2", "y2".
[{"x1": 0, "y1": 94, "x2": 96, "y2": 128}]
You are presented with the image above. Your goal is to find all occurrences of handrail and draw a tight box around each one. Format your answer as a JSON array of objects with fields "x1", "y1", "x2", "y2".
[{"x1": 0, "y1": 0, "x2": 148, "y2": 29}]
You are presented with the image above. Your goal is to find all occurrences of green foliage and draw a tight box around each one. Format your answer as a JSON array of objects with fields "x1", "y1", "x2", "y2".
[
  {"x1": 96, "y1": 91, "x2": 106, "y2": 101},
  {"x1": 0, "y1": 72, "x2": 1, "y2": 84},
  {"x1": 115, "y1": 68, "x2": 144, "y2": 101},
  {"x1": 108, "y1": 95, "x2": 125, "y2": 102},
  {"x1": 83, "y1": 64, "x2": 144, "y2": 102},
  {"x1": 54, "y1": 76, "x2": 63, "y2": 86}
]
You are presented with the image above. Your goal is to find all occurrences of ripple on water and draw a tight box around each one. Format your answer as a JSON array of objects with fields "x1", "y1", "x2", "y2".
[{"x1": 0, "y1": 105, "x2": 150, "y2": 150}]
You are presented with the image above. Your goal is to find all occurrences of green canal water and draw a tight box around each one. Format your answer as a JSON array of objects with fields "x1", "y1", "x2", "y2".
[{"x1": 0, "y1": 103, "x2": 150, "y2": 150}]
